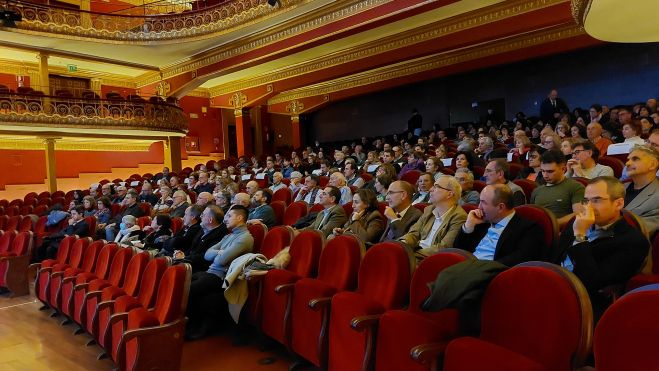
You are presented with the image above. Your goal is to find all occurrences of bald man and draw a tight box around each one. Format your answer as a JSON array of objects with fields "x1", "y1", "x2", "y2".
[{"x1": 587, "y1": 122, "x2": 613, "y2": 156}]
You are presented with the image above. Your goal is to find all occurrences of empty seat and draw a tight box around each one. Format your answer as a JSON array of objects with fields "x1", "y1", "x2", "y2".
[
  {"x1": 0, "y1": 231, "x2": 34, "y2": 296},
  {"x1": 32, "y1": 235, "x2": 76, "y2": 307},
  {"x1": 270, "y1": 201, "x2": 286, "y2": 226},
  {"x1": 49, "y1": 238, "x2": 98, "y2": 311},
  {"x1": 272, "y1": 188, "x2": 292, "y2": 205},
  {"x1": 283, "y1": 201, "x2": 308, "y2": 226},
  {"x1": 514, "y1": 204, "x2": 558, "y2": 251}
]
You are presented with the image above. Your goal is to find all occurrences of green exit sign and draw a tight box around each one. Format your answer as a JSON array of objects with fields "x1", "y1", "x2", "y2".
[{"x1": 67, "y1": 64, "x2": 77, "y2": 72}]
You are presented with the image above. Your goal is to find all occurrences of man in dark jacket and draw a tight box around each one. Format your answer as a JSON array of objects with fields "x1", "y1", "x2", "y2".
[
  {"x1": 37, "y1": 205, "x2": 89, "y2": 261},
  {"x1": 173, "y1": 204, "x2": 227, "y2": 273},
  {"x1": 159, "y1": 205, "x2": 203, "y2": 256},
  {"x1": 454, "y1": 184, "x2": 546, "y2": 266},
  {"x1": 103, "y1": 190, "x2": 145, "y2": 241},
  {"x1": 552, "y1": 176, "x2": 649, "y2": 320}
]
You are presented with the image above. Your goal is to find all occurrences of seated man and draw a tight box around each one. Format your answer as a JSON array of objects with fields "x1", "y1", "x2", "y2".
[
  {"x1": 294, "y1": 175, "x2": 322, "y2": 206},
  {"x1": 159, "y1": 205, "x2": 202, "y2": 257},
  {"x1": 247, "y1": 189, "x2": 276, "y2": 229},
  {"x1": 552, "y1": 176, "x2": 649, "y2": 319},
  {"x1": 169, "y1": 190, "x2": 189, "y2": 218},
  {"x1": 380, "y1": 180, "x2": 422, "y2": 242},
  {"x1": 623, "y1": 144, "x2": 659, "y2": 234},
  {"x1": 193, "y1": 172, "x2": 214, "y2": 194},
  {"x1": 566, "y1": 141, "x2": 614, "y2": 179},
  {"x1": 112, "y1": 185, "x2": 127, "y2": 204},
  {"x1": 400, "y1": 175, "x2": 467, "y2": 259},
  {"x1": 196, "y1": 192, "x2": 213, "y2": 207},
  {"x1": 328, "y1": 171, "x2": 353, "y2": 205},
  {"x1": 232, "y1": 193, "x2": 251, "y2": 208},
  {"x1": 455, "y1": 168, "x2": 480, "y2": 206},
  {"x1": 173, "y1": 205, "x2": 228, "y2": 273},
  {"x1": 36, "y1": 205, "x2": 89, "y2": 262},
  {"x1": 483, "y1": 159, "x2": 526, "y2": 206},
  {"x1": 103, "y1": 190, "x2": 145, "y2": 241},
  {"x1": 269, "y1": 172, "x2": 287, "y2": 193},
  {"x1": 288, "y1": 171, "x2": 304, "y2": 194},
  {"x1": 454, "y1": 184, "x2": 547, "y2": 266},
  {"x1": 411, "y1": 173, "x2": 433, "y2": 205},
  {"x1": 185, "y1": 205, "x2": 254, "y2": 340},
  {"x1": 245, "y1": 180, "x2": 259, "y2": 197},
  {"x1": 298, "y1": 186, "x2": 347, "y2": 238},
  {"x1": 138, "y1": 182, "x2": 159, "y2": 206},
  {"x1": 344, "y1": 160, "x2": 365, "y2": 188},
  {"x1": 531, "y1": 150, "x2": 585, "y2": 227}
]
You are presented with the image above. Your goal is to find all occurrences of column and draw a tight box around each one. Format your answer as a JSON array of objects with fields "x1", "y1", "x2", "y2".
[
  {"x1": 37, "y1": 53, "x2": 51, "y2": 112},
  {"x1": 235, "y1": 108, "x2": 253, "y2": 157},
  {"x1": 43, "y1": 138, "x2": 57, "y2": 193},
  {"x1": 164, "y1": 137, "x2": 182, "y2": 173},
  {"x1": 252, "y1": 106, "x2": 263, "y2": 156},
  {"x1": 291, "y1": 115, "x2": 301, "y2": 149},
  {"x1": 79, "y1": 0, "x2": 91, "y2": 28}
]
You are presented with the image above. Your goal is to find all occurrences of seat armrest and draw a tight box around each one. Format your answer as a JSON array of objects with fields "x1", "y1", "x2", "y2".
[
  {"x1": 308, "y1": 296, "x2": 332, "y2": 310},
  {"x1": 274, "y1": 283, "x2": 295, "y2": 294},
  {"x1": 410, "y1": 342, "x2": 449, "y2": 371},
  {"x1": 350, "y1": 314, "x2": 381, "y2": 332}
]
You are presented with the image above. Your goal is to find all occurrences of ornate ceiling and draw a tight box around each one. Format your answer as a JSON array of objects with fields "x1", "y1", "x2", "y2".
[{"x1": 0, "y1": 0, "x2": 603, "y2": 116}]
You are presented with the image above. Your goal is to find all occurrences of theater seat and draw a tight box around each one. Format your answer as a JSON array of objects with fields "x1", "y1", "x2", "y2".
[
  {"x1": 32, "y1": 235, "x2": 76, "y2": 308},
  {"x1": 114, "y1": 264, "x2": 191, "y2": 371},
  {"x1": 247, "y1": 223, "x2": 267, "y2": 254},
  {"x1": 590, "y1": 284, "x2": 659, "y2": 371},
  {"x1": 369, "y1": 249, "x2": 472, "y2": 371},
  {"x1": 400, "y1": 170, "x2": 422, "y2": 185},
  {"x1": 626, "y1": 233, "x2": 659, "y2": 291},
  {"x1": 270, "y1": 201, "x2": 286, "y2": 226},
  {"x1": 327, "y1": 241, "x2": 413, "y2": 371},
  {"x1": 49, "y1": 238, "x2": 98, "y2": 311},
  {"x1": 290, "y1": 235, "x2": 363, "y2": 367},
  {"x1": 283, "y1": 201, "x2": 308, "y2": 226},
  {"x1": 514, "y1": 204, "x2": 558, "y2": 252},
  {"x1": 272, "y1": 188, "x2": 292, "y2": 205},
  {"x1": 414, "y1": 262, "x2": 592, "y2": 371},
  {"x1": 261, "y1": 230, "x2": 324, "y2": 346},
  {"x1": 0, "y1": 231, "x2": 34, "y2": 296}
]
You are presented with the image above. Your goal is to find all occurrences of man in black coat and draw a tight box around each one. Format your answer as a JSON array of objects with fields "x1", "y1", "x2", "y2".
[
  {"x1": 454, "y1": 184, "x2": 546, "y2": 266},
  {"x1": 102, "y1": 190, "x2": 145, "y2": 241},
  {"x1": 159, "y1": 204, "x2": 203, "y2": 257},
  {"x1": 173, "y1": 204, "x2": 228, "y2": 273},
  {"x1": 539, "y1": 89, "x2": 569, "y2": 124},
  {"x1": 551, "y1": 177, "x2": 649, "y2": 320},
  {"x1": 37, "y1": 205, "x2": 89, "y2": 261}
]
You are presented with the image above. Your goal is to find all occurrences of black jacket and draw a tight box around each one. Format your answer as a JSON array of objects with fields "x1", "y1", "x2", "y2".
[
  {"x1": 454, "y1": 213, "x2": 547, "y2": 267},
  {"x1": 161, "y1": 222, "x2": 202, "y2": 255},
  {"x1": 185, "y1": 224, "x2": 228, "y2": 273}
]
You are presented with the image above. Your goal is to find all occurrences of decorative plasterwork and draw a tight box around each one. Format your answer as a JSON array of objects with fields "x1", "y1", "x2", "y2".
[
  {"x1": 229, "y1": 92, "x2": 248, "y2": 109},
  {"x1": 570, "y1": 0, "x2": 590, "y2": 26},
  {"x1": 0, "y1": 136, "x2": 156, "y2": 151},
  {"x1": 268, "y1": 24, "x2": 585, "y2": 104},
  {"x1": 137, "y1": 0, "x2": 394, "y2": 86},
  {"x1": 207, "y1": 0, "x2": 569, "y2": 96},
  {"x1": 6, "y1": 0, "x2": 311, "y2": 43},
  {"x1": 185, "y1": 88, "x2": 211, "y2": 98},
  {"x1": 286, "y1": 100, "x2": 304, "y2": 114}
]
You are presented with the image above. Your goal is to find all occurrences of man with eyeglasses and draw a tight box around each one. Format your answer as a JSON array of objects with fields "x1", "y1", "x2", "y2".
[
  {"x1": 297, "y1": 186, "x2": 347, "y2": 238},
  {"x1": 379, "y1": 180, "x2": 422, "y2": 242},
  {"x1": 566, "y1": 141, "x2": 614, "y2": 179},
  {"x1": 400, "y1": 175, "x2": 467, "y2": 259},
  {"x1": 531, "y1": 150, "x2": 585, "y2": 227},
  {"x1": 623, "y1": 144, "x2": 659, "y2": 234},
  {"x1": 552, "y1": 176, "x2": 649, "y2": 320},
  {"x1": 455, "y1": 168, "x2": 480, "y2": 206},
  {"x1": 454, "y1": 184, "x2": 546, "y2": 266},
  {"x1": 483, "y1": 159, "x2": 526, "y2": 207}
]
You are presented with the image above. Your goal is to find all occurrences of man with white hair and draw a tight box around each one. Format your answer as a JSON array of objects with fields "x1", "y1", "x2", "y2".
[
  {"x1": 114, "y1": 215, "x2": 144, "y2": 245},
  {"x1": 288, "y1": 171, "x2": 304, "y2": 194},
  {"x1": 232, "y1": 193, "x2": 251, "y2": 208},
  {"x1": 476, "y1": 136, "x2": 494, "y2": 163},
  {"x1": 169, "y1": 190, "x2": 189, "y2": 218},
  {"x1": 196, "y1": 192, "x2": 213, "y2": 207},
  {"x1": 245, "y1": 180, "x2": 259, "y2": 197},
  {"x1": 624, "y1": 144, "x2": 659, "y2": 233},
  {"x1": 333, "y1": 150, "x2": 346, "y2": 170},
  {"x1": 269, "y1": 172, "x2": 287, "y2": 193},
  {"x1": 455, "y1": 168, "x2": 480, "y2": 206},
  {"x1": 329, "y1": 171, "x2": 353, "y2": 205},
  {"x1": 113, "y1": 185, "x2": 127, "y2": 204},
  {"x1": 400, "y1": 175, "x2": 468, "y2": 259}
]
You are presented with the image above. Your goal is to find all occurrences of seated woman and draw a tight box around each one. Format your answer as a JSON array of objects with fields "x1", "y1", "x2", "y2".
[
  {"x1": 133, "y1": 215, "x2": 172, "y2": 252},
  {"x1": 114, "y1": 215, "x2": 145, "y2": 246},
  {"x1": 153, "y1": 186, "x2": 174, "y2": 214},
  {"x1": 362, "y1": 151, "x2": 382, "y2": 174},
  {"x1": 517, "y1": 145, "x2": 545, "y2": 185},
  {"x1": 399, "y1": 151, "x2": 426, "y2": 178},
  {"x1": 454, "y1": 150, "x2": 476, "y2": 172},
  {"x1": 81, "y1": 195, "x2": 96, "y2": 217},
  {"x1": 94, "y1": 196, "x2": 112, "y2": 230},
  {"x1": 374, "y1": 174, "x2": 393, "y2": 202},
  {"x1": 331, "y1": 189, "x2": 384, "y2": 244},
  {"x1": 509, "y1": 135, "x2": 532, "y2": 163}
]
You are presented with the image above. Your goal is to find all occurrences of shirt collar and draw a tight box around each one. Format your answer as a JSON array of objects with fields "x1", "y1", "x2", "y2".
[{"x1": 493, "y1": 210, "x2": 515, "y2": 229}]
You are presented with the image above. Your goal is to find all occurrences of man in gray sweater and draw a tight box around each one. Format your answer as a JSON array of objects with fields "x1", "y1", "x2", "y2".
[{"x1": 185, "y1": 205, "x2": 254, "y2": 340}]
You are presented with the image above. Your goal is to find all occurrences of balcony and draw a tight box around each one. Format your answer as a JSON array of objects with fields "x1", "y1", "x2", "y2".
[
  {"x1": 0, "y1": 87, "x2": 188, "y2": 138},
  {"x1": 3, "y1": 0, "x2": 294, "y2": 42}
]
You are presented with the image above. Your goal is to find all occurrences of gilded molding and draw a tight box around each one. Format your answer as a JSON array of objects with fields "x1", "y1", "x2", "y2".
[
  {"x1": 570, "y1": 0, "x2": 590, "y2": 26},
  {"x1": 0, "y1": 136, "x2": 155, "y2": 151},
  {"x1": 208, "y1": 0, "x2": 570, "y2": 96},
  {"x1": 7, "y1": 0, "x2": 311, "y2": 43},
  {"x1": 185, "y1": 88, "x2": 211, "y2": 98},
  {"x1": 268, "y1": 24, "x2": 585, "y2": 104}
]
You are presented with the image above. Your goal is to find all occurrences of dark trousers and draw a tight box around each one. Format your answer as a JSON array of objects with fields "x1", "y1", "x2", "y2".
[{"x1": 187, "y1": 271, "x2": 230, "y2": 330}]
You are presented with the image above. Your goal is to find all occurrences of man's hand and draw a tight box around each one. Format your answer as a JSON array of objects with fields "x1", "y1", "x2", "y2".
[
  {"x1": 464, "y1": 209, "x2": 486, "y2": 233},
  {"x1": 332, "y1": 227, "x2": 343, "y2": 235},
  {"x1": 105, "y1": 223, "x2": 116, "y2": 230},
  {"x1": 173, "y1": 250, "x2": 185, "y2": 260},
  {"x1": 573, "y1": 204, "x2": 595, "y2": 237}
]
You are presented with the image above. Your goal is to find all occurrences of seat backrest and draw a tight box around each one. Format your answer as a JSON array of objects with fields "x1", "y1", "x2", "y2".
[
  {"x1": 594, "y1": 284, "x2": 659, "y2": 371},
  {"x1": 317, "y1": 235, "x2": 363, "y2": 292},
  {"x1": 34, "y1": 216, "x2": 48, "y2": 235},
  {"x1": 106, "y1": 248, "x2": 134, "y2": 287},
  {"x1": 283, "y1": 201, "x2": 308, "y2": 226},
  {"x1": 413, "y1": 203, "x2": 429, "y2": 213},
  {"x1": 137, "y1": 216, "x2": 151, "y2": 230},
  {"x1": 121, "y1": 252, "x2": 150, "y2": 296},
  {"x1": 472, "y1": 180, "x2": 486, "y2": 192},
  {"x1": 138, "y1": 203, "x2": 151, "y2": 217},
  {"x1": 247, "y1": 223, "x2": 268, "y2": 254},
  {"x1": 288, "y1": 230, "x2": 324, "y2": 278},
  {"x1": 508, "y1": 163, "x2": 524, "y2": 179},
  {"x1": 342, "y1": 203, "x2": 353, "y2": 216},
  {"x1": 270, "y1": 201, "x2": 286, "y2": 226},
  {"x1": 272, "y1": 188, "x2": 292, "y2": 205},
  {"x1": 0, "y1": 230, "x2": 16, "y2": 254},
  {"x1": 261, "y1": 226, "x2": 293, "y2": 259},
  {"x1": 56, "y1": 235, "x2": 77, "y2": 264},
  {"x1": 18, "y1": 215, "x2": 33, "y2": 232},
  {"x1": 171, "y1": 217, "x2": 183, "y2": 234},
  {"x1": 480, "y1": 262, "x2": 592, "y2": 371},
  {"x1": 319, "y1": 176, "x2": 329, "y2": 187},
  {"x1": 79, "y1": 238, "x2": 101, "y2": 272},
  {"x1": 68, "y1": 238, "x2": 91, "y2": 269},
  {"x1": 137, "y1": 257, "x2": 169, "y2": 308},
  {"x1": 84, "y1": 216, "x2": 96, "y2": 236},
  {"x1": 9, "y1": 231, "x2": 32, "y2": 256},
  {"x1": 513, "y1": 179, "x2": 537, "y2": 201},
  {"x1": 408, "y1": 249, "x2": 471, "y2": 315},
  {"x1": 5, "y1": 215, "x2": 21, "y2": 231},
  {"x1": 598, "y1": 156, "x2": 625, "y2": 178},
  {"x1": 0, "y1": 215, "x2": 6, "y2": 230},
  {"x1": 357, "y1": 242, "x2": 412, "y2": 310},
  {"x1": 153, "y1": 264, "x2": 192, "y2": 324},
  {"x1": 514, "y1": 204, "x2": 558, "y2": 251},
  {"x1": 6, "y1": 205, "x2": 19, "y2": 217},
  {"x1": 400, "y1": 170, "x2": 421, "y2": 185}
]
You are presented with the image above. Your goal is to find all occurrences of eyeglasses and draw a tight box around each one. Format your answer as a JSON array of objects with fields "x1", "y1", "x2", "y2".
[
  {"x1": 386, "y1": 190, "x2": 404, "y2": 196},
  {"x1": 528, "y1": 154, "x2": 539, "y2": 159},
  {"x1": 432, "y1": 184, "x2": 452, "y2": 192},
  {"x1": 572, "y1": 149, "x2": 589, "y2": 155},
  {"x1": 542, "y1": 141, "x2": 554, "y2": 145},
  {"x1": 581, "y1": 197, "x2": 610, "y2": 205}
]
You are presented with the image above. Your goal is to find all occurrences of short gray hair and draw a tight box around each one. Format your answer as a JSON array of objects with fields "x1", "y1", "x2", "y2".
[
  {"x1": 437, "y1": 175, "x2": 462, "y2": 204},
  {"x1": 455, "y1": 167, "x2": 474, "y2": 183}
]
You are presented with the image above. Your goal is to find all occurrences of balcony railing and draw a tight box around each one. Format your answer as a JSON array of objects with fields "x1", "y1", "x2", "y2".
[
  {"x1": 4, "y1": 0, "x2": 288, "y2": 42},
  {"x1": 0, "y1": 92, "x2": 188, "y2": 135}
]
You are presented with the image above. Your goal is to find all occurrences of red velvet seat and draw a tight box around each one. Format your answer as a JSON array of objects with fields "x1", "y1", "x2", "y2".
[
  {"x1": 472, "y1": 180, "x2": 486, "y2": 193},
  {"x1": 342, "y1": 202, "x2": 353, "y2": 215},
  {"x1": 472, "y1": 166, "x2": 485, "y2": 178},
  {"x1": 513, "y1": 179, "x2": 537, "y2": 202},
  {"x1": 244, "y1": 226, "x2": 294, "y2": 325},
  {"x1": 413, "y1": 203, "x2": 429, "y2": 212},
  {"x1": 319, "y1": 176, "x2": 329, "y2": 187},
  {"x1": 425, "y1": 262, "x2": 592, "y2": 371},
  {"x1": 24, "y1": 192, "x2": 38, "y2": 202},
  {"x1": 59, "y1": 241, "x2": 115, "y2": 320},
  {"x1": 400, "y1": 170, "x2": 422, "y2": 185},
  {"x1": 590, "y1": 284, "x2": 659, "y2": 371},
  {"x1": 170, "y1": 217, "x2": 183, "y2": 234},
  {"x1": 20, "y1": 205, "x2": 34, "y2": 216},
  {"x1": 136, "y1": 216, "x2": 151, "y2": 230},
  {"x1": 113, "y1": 264, "x2": 191, "y2": 371},
  {"x1": 247, "y1": 223, "x2": 267, "y2": 254},
  {"x1": 138, "y1": 203, "x2": 151, "y2": 217},
  {"x1": 270, "y1": 201, "x2": 286, "y2": 226},
  {"x1": 33, "y1": 235, "x2": 76, "y2": 306},
  {"x1": 626, "y1": 233, "x2": 659, "y2": 291},
  {"x1": 290, "y1": 235, "x2": 364, "y2": 367},
  {"x1": 598, "y1": 156, "x2": 625, "y2": 179},
  {"x1": 0, "y1": 231, "x2": 34, "y2": 296},
  {"x1": 310, "y1": 203, "x2": 324, "y2": 213},
  {"x1": 5, "y1": 205, "x2": 19, "y2": 217},
  {"x1": 461, "y1": 203, "x2": 478, "y2": 213},
  {"x1": 272, "y1": 188, "x2": 292, "y2": 205},
  {"x1": 97, "y1": 257, "x2": 168, "y2": 353},
  {"x1": 327, "y1": 241, "x2": 413, "y2": 371},
  {"x1": 84, "y1": 216, "x2": 96, "y2": 236},
  {"x1": 261, "y1": 230, "x2": 324, "y2": 345},
  {"x1": 0, "y1": 215, "x2": 6, "y2": 230},
  {"x1": 4, "y1": 215, "x2": 21, "y2": 232},
  {"x1": 0, "y1": 230, "x2": 16, "y2": 255},
  {"x1": 283, "y1": 201, "x2": 308, "y2": 226},
  {"x1": 369, "y1": 249, "x2": 472, "y2": 371},
  {"x1": 49, "y1": 238, "x2": 98, "y2": 311},
  {"x1": 508, "y1": 163, "x2": 524, "y2": 179},
  {"x1": 514, "y1": 204, "x2": 558, "y2": 251}
]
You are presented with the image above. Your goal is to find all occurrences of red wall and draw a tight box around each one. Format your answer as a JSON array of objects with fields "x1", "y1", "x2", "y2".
[
  {"x1": 0, "y1": 73, "x2": 30, "y2": 91},
  {"x1": 179, "y1": 96, "x2": 223, "y2": 155}
]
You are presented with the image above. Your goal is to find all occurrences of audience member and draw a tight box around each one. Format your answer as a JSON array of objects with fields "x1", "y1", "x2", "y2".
[
  {"x1": 298, "y1": 186, "x2": 347, "y2": 238},
  {"x1": 587, "y1": 122, "x2": 613, "y2": 155},
  {"x1": 94, "y1": 196, "x2": 112, "y2": 228},
  {"x1": 194, "y1": 172, "x2": 214, "y2": 194},
  {"x1": 483, "y1": 159, "x2": 526, "y2": 206},
  {"x1": 245, "y1": 180, "x2": 259, "y2": 197},
  {"x1": 169, "y1": 190, "x2": 190, "y2": 218},
  {"x1": 380, "y1": 180, "x2": 422, "y2": 241},
  {"x1": 411, "y1": 173, "x2": 433, "y2": 204},
  {"x1": 196, "y1": 192, "x2": 213, "y2": 207},
  {"x1": 269, "y1": 172, "x2": 287, "y2": 193},
  {"x1": 36, "y1": 205, "x2": 89, "y2": 261},
  {"x1": 114, "y1": 215, "x2": 145, "y2": 245},
  {"x1": 455, "y1": 168, "x2": 480, "y2": 206},
  {"x1": 344, "y1": 161, "x2": 364, "y2": 188},
  {"x1": 135, "y1": 214, "x2": 172, "y2": 251},
  {"x1": 113, "y1": 185, "x2": 127, "y2": 204},
  {"x1": 214, "y1": 191, "x2": 231, "y2": 214},
  {"x1": 104, "y1": 190, "x2": 145, "y2": 241},
  {"x1": 153, "y1": 186, "x2": 174, "y2": 214},
  {"x1": 138, "y1": 182, "x2": 159, "y2": 206},
  {"x1": 294, "y1": 175, "x2": 322, "y2": 206},
  {"x1": 623, "y1": 145, "x2": 659, "y2": 233},
  {"x1": 331, "y1": 189, "x2": 384, "y2": 244},
  {"x1": 160, "y1": 205, "x2": 203, "y2": 257},
  {"x1": 540, "y1": 89, "x2": 569, "y2": 124},
  {"x1": 328, "y1": 172, "x2": 353, "y2": 205},
  {"x1": 81, "y1": 196, "x2": 96, "y2": 217},
  {"x1": 173, "y1": 205, "x2": 228, "y2": 273},
  {"x1": 247, "y1": 189, "x2": 276, "y2": 229}
]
